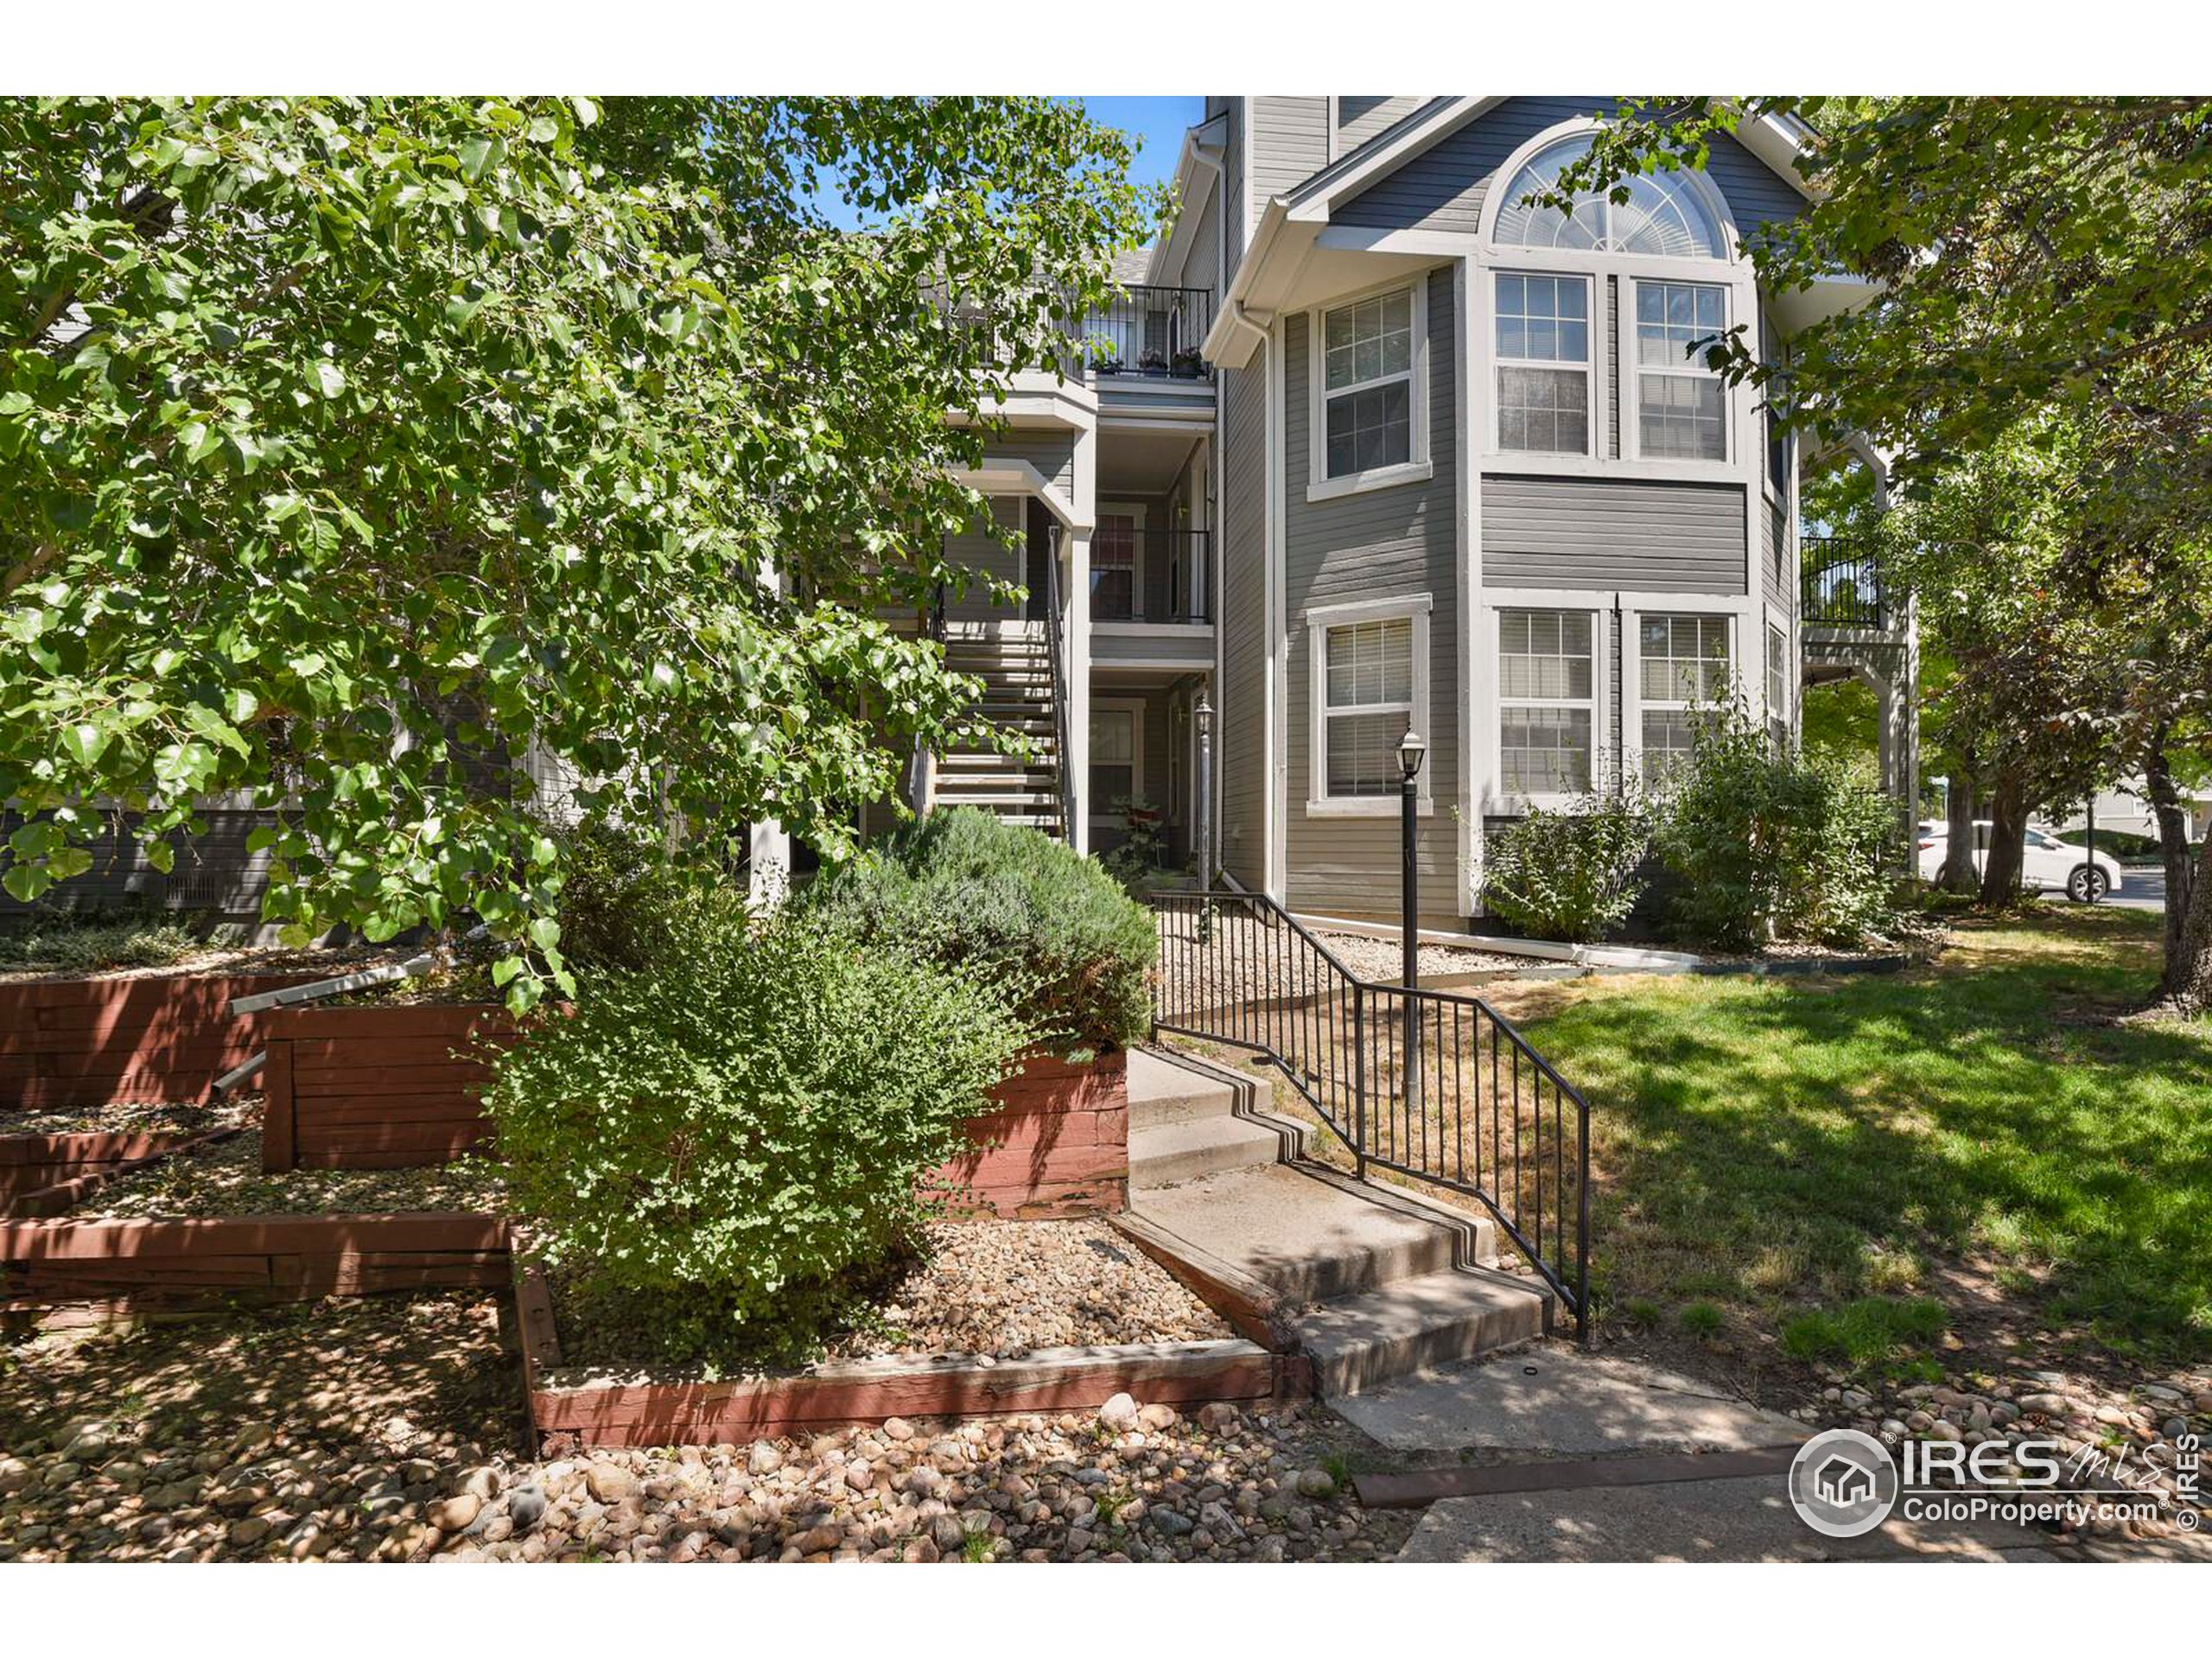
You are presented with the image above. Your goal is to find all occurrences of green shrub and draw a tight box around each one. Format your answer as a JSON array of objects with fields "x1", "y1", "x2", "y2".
[
  {"x1": 1654, "y1": 700, "x2": 1903, "y2": 950},
  {"x1": 1480, "y1": 793, "x2": 1653, "y2": 943},
  {"x1": 0, "y1": 910, "x2": 200, "y2": 972},
  {"x1": 486, "y1": 905, "x2": 1033, "y2": 1362},
  {"x1": 546, "y1": 819, "x2": 704, "y2": 979},
  {"x1": 804, "y1": 807, "x2": 1155, "y2": 1049}
]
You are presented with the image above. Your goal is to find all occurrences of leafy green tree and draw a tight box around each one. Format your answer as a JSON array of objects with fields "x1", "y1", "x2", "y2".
[{"x1": 1, "y1": 97, "x2": 1157, "y2": 1005}]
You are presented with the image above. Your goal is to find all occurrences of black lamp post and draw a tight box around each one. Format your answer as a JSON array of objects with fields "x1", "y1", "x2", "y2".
[
  {"x1": 1397, "y1": 727, "x2": 1427, "y2": 987},
  {"x1": 1397, "y1": 728, "x2": 1427, "y2": 1103},
  {"x1": 1194, "y1": 690, "x2": 1215, "y2": 941}
]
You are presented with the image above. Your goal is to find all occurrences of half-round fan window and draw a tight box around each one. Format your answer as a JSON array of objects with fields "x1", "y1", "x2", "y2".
[{"x1": 1492, "y1": 134, "x2": 1727, "y2": 259}]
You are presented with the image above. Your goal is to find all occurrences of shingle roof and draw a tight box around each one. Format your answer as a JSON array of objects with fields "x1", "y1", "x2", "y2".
[{"x1": 1110, "y1": 245, "x2": 1155, "y2": 285}]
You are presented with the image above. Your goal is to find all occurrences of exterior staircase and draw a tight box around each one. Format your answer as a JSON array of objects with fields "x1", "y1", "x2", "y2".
[
  {"x1": 1120, "y1": 1046, "x2": 1552, "y2": 1397},
  {"x1": 931, "y1": 624, "x2": 1068, "y2": 838}
]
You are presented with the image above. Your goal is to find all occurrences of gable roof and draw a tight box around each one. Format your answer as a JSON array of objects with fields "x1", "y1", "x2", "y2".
[{"x1": 1286, "y1": 96, "x2": 1816, "y2": 226}]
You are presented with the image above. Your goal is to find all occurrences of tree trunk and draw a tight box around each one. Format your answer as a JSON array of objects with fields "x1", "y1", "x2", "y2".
[
  {"x1": 2172, "y1": 831, "x2": 2212, "y2": 1018},
  {"x1": 1939, "y1": 767, "x2": 1979, "y2": 893},
  {"x1": 1978, "y1": 777, "x2": 2027, "y2": 906},
  {"x1": 2146, "y1": 744, "x2": 2195, "y2": 994}
]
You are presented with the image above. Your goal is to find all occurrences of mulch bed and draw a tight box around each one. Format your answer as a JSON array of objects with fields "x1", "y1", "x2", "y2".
[
  {"x1": 3, "y1": 1095, "x2": 259, "y2": 1140},
  {"x1": 541, "y1": 1218, "x2": 1231, "y2": 1388},
  {"x1": 0, "y1": 942, "x2": 409, "y2": 987},
  {"x1": 62, "y1": 1126, "x2": 508, "y2": 1221}
]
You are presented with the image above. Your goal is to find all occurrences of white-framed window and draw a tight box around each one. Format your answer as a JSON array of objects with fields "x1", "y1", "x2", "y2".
[
  {"x1": 1635, "y1": 280, "x2": 1729, "y2": 461},
  {"x1": 1092, "y1": 503, "x2": 1145, "y2": 621},
  {"x1": 1497, "y1": 608, "x2": 1599, "y2": 800},
  {"x1": 1637, "y1": 613, "x2": 1732, "y2": 786},
  {"x1": 1306, "y1": 594, "x2": 1432, "y2": 814},
  {"x1": 1308, "y1": 281, "x2": 1429, "y2": 500},
  {"x1": 1765, "y1": 622, "x2": 1789, "y2": 756},
  {"x1": 1494, "y1": 273, "x2": 1592, "y2": 455},
  {"x1": 1089, "y1": 699, "x2": 1143, "y2": 836},
  {"x1": 1494, "y1": 132, "x2": 1729, "y2": 259}
]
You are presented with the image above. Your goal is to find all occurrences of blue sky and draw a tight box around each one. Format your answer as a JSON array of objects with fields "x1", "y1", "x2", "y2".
[
  {"x1": 808, "y1": 97, "x2": 1204, "y2": 229},
  {"x1": 1077, "y1": 96, "x2": 1207, "y2": 194}
]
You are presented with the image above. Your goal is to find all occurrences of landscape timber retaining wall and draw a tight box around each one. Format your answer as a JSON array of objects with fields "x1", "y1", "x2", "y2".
[
  {"x1": 931, "y1": 1047, "x2": 1128, "y2": 1219},
  {"x1": 260, "y1": 1003, "x2": 512, "y2": 1172},
  {"x1": 0, "y1": 1211, "x2": 512, "y2": 1325},
  {"x1": 0, "y1": 973, "x2": 314, "y2": 1111},
  {"x1": 0, "y1": 1128, "x2": 224, "y2": 1218}
]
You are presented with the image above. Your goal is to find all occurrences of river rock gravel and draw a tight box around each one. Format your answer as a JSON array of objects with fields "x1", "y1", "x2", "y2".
[
  {"x1": 68, "y1": 1128, "x2": 508, "y2": 1220},
  {"x1": 545, "y1": 1219, "x2": 1232, "y2": 1381},
  {"x1": 0, "y1": 1294, "x2": 1405, "y2": 1563}
]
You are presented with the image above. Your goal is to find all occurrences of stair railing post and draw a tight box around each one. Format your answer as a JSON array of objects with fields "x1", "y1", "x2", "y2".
[{"x1": 1351, "y1": 980, "x2": 1368, "y2": 1179}]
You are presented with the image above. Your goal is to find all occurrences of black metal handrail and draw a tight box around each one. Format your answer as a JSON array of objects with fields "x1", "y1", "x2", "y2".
[
  {"x1": 1148, "y1": 888, "x2": 1591, "y2": 1336},
  {"x1": 1040, "y1": 528, "x2": 1077, "y2": 840},
  {"x1": 1084, "y1": 285, "x2": 1214, "y2": 382},
  {"x1": 1802, "y1": 535, "x2": 1889, "y2": 631},
  {"x1": 1090, "y1": 528, "x2": 1211, "y2": 625}
]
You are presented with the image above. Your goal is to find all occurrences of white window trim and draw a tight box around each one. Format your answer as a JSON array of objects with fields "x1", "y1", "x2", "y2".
[
  {"x1": 1305, "y1": 593, "x2": 1433, "y2": 818},
  {"x1": 1489, "y1": 269, "x2": 1599, "y2": 460},
  {"x1": 1764, "y1": 610, "x2": 1793, "y2": 752},
  {"x1": 1491, "y1": 601, "x2": 1609, "y2": 812},
  {"x1": 1625, "y1": 607, "x2": 1737, "y2": 787},
  {"x1": 1088, "y1": 696, "x2": 1146, "y2": 834},
  {"x1": 1306, "y1": 276, "x2": 1433, "y2": 504},
  {"x1": 1095, "y1": 500, "x2": 1148, "y2": 621},
  {"x1": 1626, "y1": 276, "x2": 1733, "y2": 467}
]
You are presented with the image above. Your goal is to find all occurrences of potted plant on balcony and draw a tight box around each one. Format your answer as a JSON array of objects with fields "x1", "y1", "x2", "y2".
[
  {"x1": 1138, "y1": 346, "x2": 1168, "y2": 377},
  {"x1": 1170, "y1": 346, "x2": 1205, "y2": 379}
]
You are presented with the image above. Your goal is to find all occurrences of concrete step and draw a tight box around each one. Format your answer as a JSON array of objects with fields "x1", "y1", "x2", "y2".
[
  {"x1": 1126, "y1": 1047, "x2": 1242, "y2": 1128},
  {"x1": 1291, "y1": 1268, "x2": 1549, "y2": 1397},
  {"x1": 1129, "y1": 1112, "x2": 1294, "y2": 1189},
  {"x1": 1128, "y1": 1164, "x2": 1486, "y2": 1302},
  {"x1": 936, "y1": 792, "x2": 1059, "y2": 810}
]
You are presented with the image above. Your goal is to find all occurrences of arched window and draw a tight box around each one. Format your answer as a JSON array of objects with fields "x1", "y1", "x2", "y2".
[{"x1": 1492, "y1": 133, "x2": 1727, "y2": 260}]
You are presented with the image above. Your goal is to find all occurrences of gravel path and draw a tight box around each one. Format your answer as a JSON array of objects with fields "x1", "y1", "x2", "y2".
[
  {"x1": 71, "y1": 1128, "x2": 508, "y2": 1220},
  {"x1": 547, "y1": 1219, "x2": 1230, "y2": 1382},
  {"x1": 0, "y1": 1296, "x2": 1407, "y2": 1562}
]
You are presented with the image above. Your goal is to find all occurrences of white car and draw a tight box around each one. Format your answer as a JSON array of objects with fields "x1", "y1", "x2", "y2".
[{"x1": 1916, "y1": 822, "x2": 2125, "y2": 902}]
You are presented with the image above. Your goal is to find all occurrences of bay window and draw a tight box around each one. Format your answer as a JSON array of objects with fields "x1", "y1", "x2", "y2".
[
  {"x1": 1498, "y1": 609, "x2": 1597, "y2": 798},
  {"x1": 1638, "y1": 613, "x2": 1732, "y2": 785},
  {"x1": 1636, "y1": 280, "x2": 1728, "y2": 461},
  {"x1": 1495, "y1": 274, "x2": 1591, "y2": 454}
]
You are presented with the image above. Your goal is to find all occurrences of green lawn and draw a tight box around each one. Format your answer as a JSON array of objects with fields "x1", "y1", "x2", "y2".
[{"x1": 1504, "y1": 906, "x2": 2212, "y2": 1365}]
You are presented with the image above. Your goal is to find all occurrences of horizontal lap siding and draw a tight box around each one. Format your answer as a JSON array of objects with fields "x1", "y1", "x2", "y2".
[
  {"x1": 942, "y1": 496, "x2": 1025, "y2": 623},
  {"x1": 1764, "y1": 496, "x2": 1790, "y2": 609},
  {"x1": 1338, "y1": 98, "x2": 1806, "y2": 241},
  {"x1": 0, "y1": 809, "x2": 289, "y2": 923},
  {"x1": 1336, "y1": 96, "x2": 1430, "y2": 154},
  {"x1": 1482, "y1": 476, "x2": 1748, "y2": 594},
  {"x1": 1283, "y1": 268, "x2": 1462, "y2": 921},
  {"x1": 1217, "y1": 356, "x2": 1269, "y2": 888},
  {"x1": 989, "y1": 433, "x2": 1077, "y2": 511},
  {"x1": 1250, "y1": 97, "x2": 1330, "y2": 207}
]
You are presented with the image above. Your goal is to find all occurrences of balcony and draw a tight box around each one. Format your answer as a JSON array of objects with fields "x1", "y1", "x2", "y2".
[
  {"x1": 1083, "y1": 286, "x2": 1214, "y2": 384},
  {"x1": 1091, "y1": 529, "x2": 1211, "y2": 626},
  {"x1": 1802, "y1": 535, "x2": 1892, "y2": 632}
]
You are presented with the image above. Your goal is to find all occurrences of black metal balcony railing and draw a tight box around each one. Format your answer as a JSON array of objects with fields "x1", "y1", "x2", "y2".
[
  {"x1": 1090, "y1": 528, "x2": 1211, "y2": 625},
  {"x1": 1801, "y1": 535, "x2": 1890, "y2": 631},
  {"x1": 1082, "y1": 286, "x2": 1214, "y2": 382}
]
